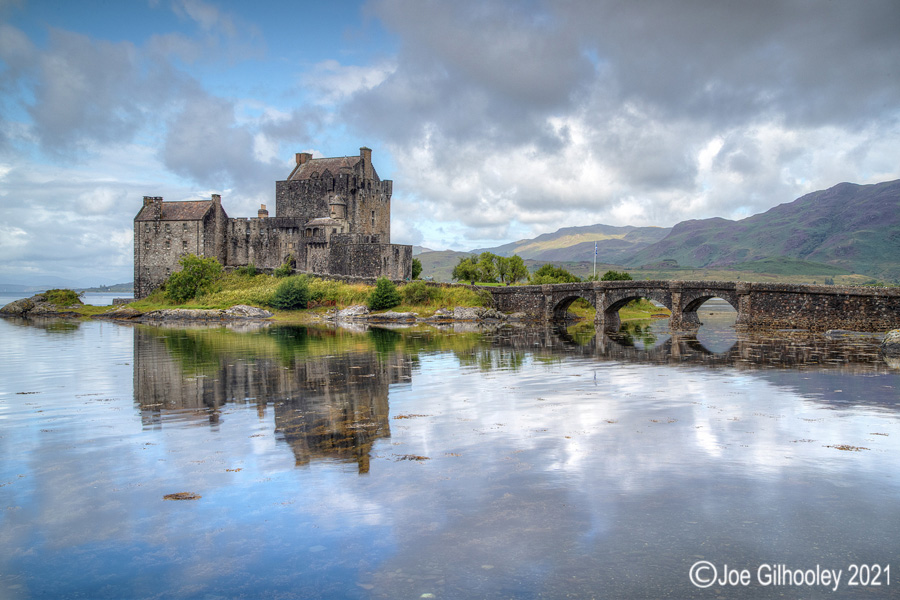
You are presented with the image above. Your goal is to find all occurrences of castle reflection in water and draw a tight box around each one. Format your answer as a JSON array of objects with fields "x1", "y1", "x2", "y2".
[
  {"x1": 132, "y1": 319, "x2": 894, "y2": 474},
  {"x1": 133, "y1": 324, "x2": 410, "y2": 473}
]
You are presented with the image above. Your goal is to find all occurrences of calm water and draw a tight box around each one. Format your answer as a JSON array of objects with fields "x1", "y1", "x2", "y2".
[{"x1": 1, "y1": 310, "x2": 898, "y2": 599}]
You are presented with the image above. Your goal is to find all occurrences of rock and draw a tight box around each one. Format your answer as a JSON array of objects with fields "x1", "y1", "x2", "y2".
[
  {"x1": 452, "y1": 307, "x2": 483, "y2": 321},
  {"x1": 96, "y1": 306, "x2": 143, "y2": 320},
  {"x1": 335, "y1": 305, "x2": 370, "y2": 319},
  {"x1": 369, "y1": 311, "x2": 418, "y2": 321},
  {"x1": 143, "y1": 308, "x2": 226, "y2": 320},
  {"x1": 881, "y1": 329, "x2": 900, "y2": 357},
  {"x1": 0, "y1": 297, "x2": 35, "y2": 316},
  {"x1": 224, "y1": 304, "x2": 273, "y2": 319},
  {"x1": 479, "y1": 308, "x2": 506, "y2": 320},
  {"x1": 432, "y1": 308, "x2": 453, "y2": 318}
]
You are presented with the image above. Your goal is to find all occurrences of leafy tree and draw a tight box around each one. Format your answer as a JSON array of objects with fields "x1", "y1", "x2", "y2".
[
  {"x1": 530, "y1": 264, "x2": 580, "y2": 284},
  {"x1": 600, "y1": 270, "x2": 633, "y2": 281},
  {"x1": 412, "y1": 257, "x2": 422, "y2": 280},
  {"x1": 476, "y1": 252, "x2": 499, "y2": 283},
  {"x1": 165, "y1": 254, "x2": 223, "y2": 303},
  {"x1": 368, "y1": 277, "x2": 402, "y2": 310},
  {"x1": 270, "y1": 275, "x2": 311, "y2": 310},
  {"x1": 498, "y1": 255, "x2": 528, "y2": 285},
  {"x1": 452, "y1": 257, "x2": 480, "y2": 285}
]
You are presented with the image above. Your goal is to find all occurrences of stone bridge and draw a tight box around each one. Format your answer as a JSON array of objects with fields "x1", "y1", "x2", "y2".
[{"x1": 487, "y1": 280, "x2": 900, "y2": 332}]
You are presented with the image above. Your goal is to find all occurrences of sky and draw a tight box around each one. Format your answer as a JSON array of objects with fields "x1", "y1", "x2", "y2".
[{"x1": 1, "y1": 0, "x2": 899, "y2": 285}]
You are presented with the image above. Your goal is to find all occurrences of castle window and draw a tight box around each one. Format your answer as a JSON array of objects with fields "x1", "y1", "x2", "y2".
[
  {"x1": 371, "y1": 210, "x2": 375, "y2": 227},
  {"x1": 183, "y1": 223, "x2": 188, "y2": 231},
  {"x1": 165, "y1": 224, "x2": 171, "y2": 233},
  {"x1": 144, "y1": 240, "x2": 150, "y2": 250},
  {"x1": 332, "y1": 228, "x2": 337, "y2": 235},
  {"x1": 166, "y1": 268, "x2": 170, "y2": 276},
  {"x1": 165, "y1": 240, "x2": 170, "y2": 250},
  {"x1": 182, "y1": 240, "x2": 188, "y2": 253},
  {"x1": 145, "y1": 224, "x2": 150, "y2": 233}
]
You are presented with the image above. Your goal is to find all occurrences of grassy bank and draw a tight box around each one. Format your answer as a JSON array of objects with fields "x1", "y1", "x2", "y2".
[{"x1": 45, "y1": 271, "x2": 667, "y2": 323}]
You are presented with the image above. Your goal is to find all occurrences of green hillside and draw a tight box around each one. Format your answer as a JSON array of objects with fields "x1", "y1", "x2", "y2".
[
  {"x1": 625, "y1": 179, "x2": 900, "y2": 282},
  {"x1": 473, "y1": 224, "x2": 670, "y2": 262}
]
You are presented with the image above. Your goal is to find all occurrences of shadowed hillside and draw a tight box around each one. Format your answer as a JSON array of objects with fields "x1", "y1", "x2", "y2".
[{"x1": 625, "y1": 179, "x2": 900, "y2": 281}]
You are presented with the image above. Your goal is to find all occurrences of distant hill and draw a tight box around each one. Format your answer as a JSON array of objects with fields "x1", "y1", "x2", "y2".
[
  {"x1": 625, "y1": 179, "x2": 900, "y2": 281},
  {"x1": 416, "y1": 250, "x2": 475, "y2": 282},
  {"x1": 473, "y1": 224, "x2": 671, "y2": 263}
]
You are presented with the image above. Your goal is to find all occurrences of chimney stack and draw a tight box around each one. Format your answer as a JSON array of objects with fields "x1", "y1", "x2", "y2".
[
  {"x1": 360, "y1": 147, "x2": 373, "y2": 179},
  {"x1": 211, "y1": 194, "x2": 221, "y2": 205},
  {"x1": 296, "y1": 152, "x2": 312, "y2": 165},
  {"x1": 258, "y1": 204, "x2": 269, "y2": 218}
]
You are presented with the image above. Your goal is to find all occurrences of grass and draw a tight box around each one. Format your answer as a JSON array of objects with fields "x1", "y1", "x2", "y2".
[{"x1": 81, "y1": 274, "x2": 492, "y2": 322}]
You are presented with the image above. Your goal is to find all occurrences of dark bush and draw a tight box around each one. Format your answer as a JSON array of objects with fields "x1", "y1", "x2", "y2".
[
  {"x1": 270, "y1": 275, "x2": 311, "y2": 310},
  {"x1": 368, "y1": 277, "x2": 401, "y2": 310}
]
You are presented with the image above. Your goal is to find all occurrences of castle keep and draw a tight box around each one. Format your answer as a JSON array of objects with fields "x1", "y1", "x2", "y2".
[{"x1": 134, "y1": 147, "x2": 412, "y2": 298}]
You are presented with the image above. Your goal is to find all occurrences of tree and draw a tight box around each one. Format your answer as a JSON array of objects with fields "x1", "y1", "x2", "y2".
[
  {"x1": 452, "y1": 257, "x2": 480, "y2": 285},
  {"x1": 270, "y1": 275, "x2": 311, "y2": 310},
  {"x1": 600, "y1": 270, "x2": 633, "y2": 281},
  {"x1": 368, "y1": 277, "x2": 402, "y2": 310},
  {"x1": 476, "y1": 252, "x2": 499, "y2": 283},
  {"x1": 165, "y1": 254, "x2": 223, "y2": 303},
  {"x1": 498, "y1": 255, "x2": 528, "y2": 285},
  {"x1": 411, "y1": 257, "x2": 422, "y2": 280},
  {"x1": 530, "y1": 264, "x2": 580, "y2": 284}
]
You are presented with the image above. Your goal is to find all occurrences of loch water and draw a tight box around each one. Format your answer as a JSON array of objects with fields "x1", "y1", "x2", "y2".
[{"x1": 1, "y1": 309, "x2": 899, "y2": 599}]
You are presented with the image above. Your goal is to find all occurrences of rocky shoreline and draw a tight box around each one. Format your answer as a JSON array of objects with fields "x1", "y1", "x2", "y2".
[{"x1": 0, "y1": 294, "x2": 535, "y2": 326}]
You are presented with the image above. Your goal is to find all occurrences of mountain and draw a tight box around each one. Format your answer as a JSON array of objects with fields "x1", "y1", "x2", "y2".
[
  {"x1": 473, "y1": 224, "x2": 671, "y2": 263},
  {"x1": 415, "y1": 250, "x2": 475, "y2": 282},
  {"x1": 626, "y1": 179, "x2": 900, "y2": 281}
]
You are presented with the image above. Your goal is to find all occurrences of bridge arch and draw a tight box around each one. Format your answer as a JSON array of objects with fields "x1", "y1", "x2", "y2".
[
  {"x1": 549, "y1": 293, "x2": 596, "y2": 322},
  {"x1": 596, "y1": 287, "x2": 672, "y2": 333},
  {"x1": 678, "y1": 289, "x2": 740, "y2": 329}
]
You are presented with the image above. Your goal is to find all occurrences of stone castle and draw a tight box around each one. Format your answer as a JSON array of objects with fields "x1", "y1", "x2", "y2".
[{"x1": 134, "y1": 147, "x2": 412, "y2": 298}]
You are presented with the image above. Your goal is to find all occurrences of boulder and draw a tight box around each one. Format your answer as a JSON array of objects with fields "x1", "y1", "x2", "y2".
[
  {"x1": 225, "y1": 304, "x2": 273, "y2": 319},
  {"x1": 0, "y1": 297, "x2": 35, "y2": 316},
  {"x1": 143, "y1": 309, "x2": 226, "y2": 320},
  {"x1": 95, "y1": 306, "x2": 144, "y2": 320},
  {"x1": 452, "y1": 307, "x2": 483, "y2": 321},
  {"x1": 335, "y1": 305, "x2": 370, "y2": 319},
  {"x1": 369, "y1": 311, "x2": 418, "y2": 321},
  {"x1": 881, "y1": 329, "x2": 900, "y2": 357}
]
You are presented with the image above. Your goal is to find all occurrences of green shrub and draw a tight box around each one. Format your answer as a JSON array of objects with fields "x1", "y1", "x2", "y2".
[
  {"x1": 368, "y1": 277, "x2": 401, "y2": 311},
  {"x1": 44, "y1": 289, "x2": 82, "y2": 307},
  {"x1": 274, "y1": 258, "x2": 293, "y2": 278},
  {"x1": 412, "y1": 257, "x2": 422, "y2": 280},
  {"x1": 269, "y1": 275, "x2": 311, "y2": 310},
  {"x1": 165, "y1": 254, "x2": 223, "y2": 303},
  {"x1": 236, "y1": 263, "x2": 257, "y2": 277},
  {"x1": 600, "y1": 270, "x2": 633, "y2": 281},
  {"x1": 401, "y1": 280, "x2": 433, "y2": 305},
  {"x1": 530, "y1": 264, "x2": 580, "y2": 284}
]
